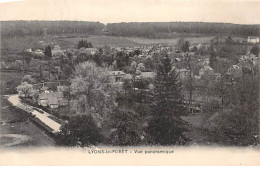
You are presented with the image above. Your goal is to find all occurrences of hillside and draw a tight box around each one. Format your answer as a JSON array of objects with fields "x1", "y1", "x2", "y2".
[
  {"x1": 1, "y1": 21, "x2": 259, "y2": 40},
  {"x1": 106, "y1": 22, "x2": 260, "y2": 38}
]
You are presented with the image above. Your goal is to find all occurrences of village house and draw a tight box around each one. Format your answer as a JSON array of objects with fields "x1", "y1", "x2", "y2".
[
  {"x1": 199, "y1": 65, "x2": 214, "y2": 76},
  {"x1": 247, "y1": 36, "x2": 259, "y2": 44},
  {"x1": 227, "y1": 65, "x2": 243, "y2": 78},
  {"x1": 33, "y1": 49, "x2": 45, "y2": 57},
  {"x1": 47, "y1": 94, "x2": 59, "y2": 109},
  {"x1": 52, "y1": 45, "x2": 65, "y2": 59},
  {"x1": 239, "y1": 54, "x2": 258, "y2": 66},
  {"x1": 238, "y1": 61, "x2": 255, "y2": 74},
  {"x1": 79, "y1": 47, "x2": 98, "y2": 55},
  {"x1": 108, "y1": 71, "x2": 127, "y2": 83},
  {"x1": 173, "y1": 57, "x2": 181, "y2": 63},
  {"x1": 37, "y1": 93, "x2": 49, "y2": 107},
  {"x1": 136, "y1": 72, "x2": 156, "y2": 81},
  {"x1": 177, "y1": 68, "x2": 191, "y2": 81},
  {"x1": 37, "y1": 91, "x2": 68, "y2": 108},
  {"x1": 86, "y1": 48, "x2": 98, "y2": 55}
]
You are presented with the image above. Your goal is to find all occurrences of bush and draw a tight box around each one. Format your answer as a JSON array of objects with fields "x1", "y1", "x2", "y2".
[
  {"x1": 147, "y1": 115, "x2": 188, "y2": 145},
  {"x1": 213, "y1": 104, "x2": 258, "y2": 146},
  {"x1": 107, "y1": 108, "x2": 143, "y2": 146},
  {"x1": 56, "y1": 115, "x2": 103, "y2": 147}
]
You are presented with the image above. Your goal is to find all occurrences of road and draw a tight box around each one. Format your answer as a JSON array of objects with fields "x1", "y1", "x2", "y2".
[
  {"x1": 1, "y1": 96, "x2": 55, "y2": 147},
  {"x1": 8, "y1": 94, "x2": 61, "y2": 133}
]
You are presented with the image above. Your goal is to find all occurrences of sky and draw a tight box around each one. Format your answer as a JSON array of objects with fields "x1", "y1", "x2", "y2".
[{"x1": 0, "y1": 0, "x2": 260, "y2": 25}]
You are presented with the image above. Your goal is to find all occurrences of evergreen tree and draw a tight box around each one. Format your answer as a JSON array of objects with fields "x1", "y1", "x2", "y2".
[
  {"x1": 181, "y1": 41, "x2": 190, "y2": 53},
  {"x1": 39, "y1": 65, "x2": 43, "y2": 81},
  {"x1": 77, "y1": 39, "x2": 84, "y2": 49},
  {"x1": 44, "y1": 45, "x2": 52, "y2": 81},
  {"x1": 44, "y1": 45, "x2": 52, "y2": 59},
  {"x1": 209, "y1": 40, "x2": 217, "y2": 68},
  {"x1": 77, "y1": 39, "x2": 93, "y2": 49},
  {"x1": 250, "y1": 46, "x2": 259, "y2": 56},
  {"x1": 147, "y1": 55, "x2": 188, "y2": 145},
  {"x1": 88, "y1": 42, "x2": 93, "y2": 48}
]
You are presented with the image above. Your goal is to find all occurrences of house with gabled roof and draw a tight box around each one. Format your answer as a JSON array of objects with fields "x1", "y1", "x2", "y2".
[
  {"x1": 37, "y1": 92, "x2": 68, "y2": 108},
  {"x1": 108, "y1": 71, "x2": 126, "y2": 82},
  {"x1": 38, "y1": 93, "x2": 49, "y2": 107},
  {"x1": 247, "y1": 36, "x2": 259, "y2": 44}
]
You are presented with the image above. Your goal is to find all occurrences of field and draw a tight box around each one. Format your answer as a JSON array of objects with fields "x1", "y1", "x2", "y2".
[
  {"x1": 1, "y1": 35, "x2": 214, "y2": 53},
  {"x1": 58, "y1": 35, "x2": 139, "y2": 49},
  {"x1": 0, "y1": 97, "x2": 54, "y2": 147},
  {"x1": 2, "y1": 34, "x2": 241, "y2": 55},
  {"x1": 1, "y1": 34, "x2": 248, "y2": 55},
  {"x1": 126, "y1": 36, "x2": 215, "y2": 46},
  {"x1": 59, "y1": 35, "x2": 214, "y2": 49}
]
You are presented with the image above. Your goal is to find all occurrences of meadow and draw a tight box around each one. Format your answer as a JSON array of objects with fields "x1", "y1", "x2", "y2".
[
  {"x1": 59, "y1": 35, "x2": 215, "y2": 48},
  {"x1": 58, "y1": 35, "x2": 139, "y2": 49},
  {"x1": 125, "y1": 36, "x2": 215, "y2": 46}
]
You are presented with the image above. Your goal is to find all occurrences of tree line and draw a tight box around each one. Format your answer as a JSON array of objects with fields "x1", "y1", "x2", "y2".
[
  {"x1": 107, "y1": 22, "x2": 260, "y2": 38},
  {"x1": 2, "y1": 21, "x2": 259, "y2": 39},
  {"x1": 1, "y1": 21, "x2": 104, "y2": 38}
]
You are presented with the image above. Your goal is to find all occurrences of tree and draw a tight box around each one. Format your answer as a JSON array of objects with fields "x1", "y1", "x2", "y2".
[
  {"x1": 39, "y1": 65, "x2": 43, "y2": 82},
  {"x1": 77, "y1": 39, "x2": 84, "y2": 49},
  {"x1": 62, "y1": 65, "x2": 73, "y2": 79},
  {"x1": 209, "y1": 40, "x2": 217, "y2": 69},
  {"x1": 56, "y1": 115, "x2": 103, "y2": 147},
  {"x1": 134, "y1": 49, "x2": 141, "y2": 56},
  {"x1": 77, "y1": 39, "x2": 93, "y2": 49},
  {"x1": 44, "y1": 45, "x2": 52, "y2": 81},
  {"x1": 250, "y1": 46, "x2": 259, "y2": 56},
  {"x1": 44, "y1": 45, "x2": 52, "y2": 59},
  {"x1": 130, "y1": 61, "x2": 137, "y2": 73},
  {"x1": 177, "y1": 38, "x2": 185, "y2": 51},
  {"x1": 190, "y1": 46, "x2": 198, "y2": 52},
  {"x1": 147, "y1": 55, "x2": 187, "y2": 145},
  {"x1": 226, "y1": 36, "x2": 233, "y2": 44},
  {"x1": 112, "y1": 60, "x2": 117, "y2": 70},
  {"x1": 70, "y1": 62, "x2": 116, "y2": 127},
  {"x1": 16, "y1": 81, "x2": 34, "y2": 98},
  {"x1": 137, "y1": 63, "x2": 145, "y2": 72},
  {"x1": 181, "y1": 41, "x2": 190, "y2": 53},
  {"x1": 22, "y1": 74, "x2": 35, "y2": 84},
  {"x1": 216, "y1": 74, "x2": 258, "y2": 145},
  {"x1": 108, "y1": 108, "x2": 143, "y2": 146},
  {"x1": 20, "y1": 52, "x2": 32, "y2": 72},
  {"x1": 88, "y1": 42, "x2": 93, "y2": 48},
  {"x1": 183, "y1": 52, "x2": 197, "y2": 104}
]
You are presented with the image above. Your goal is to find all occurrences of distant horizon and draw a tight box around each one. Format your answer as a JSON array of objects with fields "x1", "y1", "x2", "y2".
[
  {"x1": 0, "y1": 0, "x2": 260, "y2": 25},
  {"x1": 1, "y1": 20, "x2": 259, "y2": 26}
]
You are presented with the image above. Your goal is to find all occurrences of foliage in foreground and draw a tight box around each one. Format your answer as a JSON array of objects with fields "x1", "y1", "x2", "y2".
[
  {"x1": 205, "y1": 74, "x2": 259, "y2": 146},
  {"x1": 56, "y1": 115, "x2": 103, "y2": 147}
]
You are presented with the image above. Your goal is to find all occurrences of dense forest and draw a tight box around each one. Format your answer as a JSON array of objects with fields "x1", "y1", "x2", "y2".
[
  {"x1": 1, "y1": 21, "x2": 259, "y2": 39},
  {"x1": 106, "y1": 22, "x2": 260, "y2": 38},
  {"x1": 0, "y1": 21, "x2": 105, "y2": 38}
]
